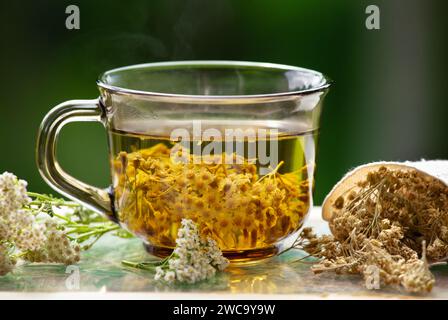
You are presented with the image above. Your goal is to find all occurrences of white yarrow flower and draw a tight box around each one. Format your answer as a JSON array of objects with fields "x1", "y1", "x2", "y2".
[
  {"x1": 0, "y1": 172, "x2": 81, "y2": 275},
  {"x1": 0, "y1": 172, "x2": 30, "y2": 213},
  {"x1": 0, "y1": 243, "x2": 15, "y2": 276},
  {"x1": 154, "y1": 218, "x2": 229, "y2": 284},
  {"x1": 164, "y1": 271, "x2": 176, "y2": 282},
  {"x1": 154, "y1": 266, "x2": 164, "y2": 281}
]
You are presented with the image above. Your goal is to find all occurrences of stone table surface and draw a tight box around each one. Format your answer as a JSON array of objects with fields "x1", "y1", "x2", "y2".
[{"x1": 1, "y1": 207, "x2": 448, "y2": 299}]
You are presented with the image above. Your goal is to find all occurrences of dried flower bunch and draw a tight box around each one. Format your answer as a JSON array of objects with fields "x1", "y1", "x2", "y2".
[
  {"x1": 294, "y1": 166, "x2": 448, "y2": 293},
  {"x1": 123, "y1": 218, "x2": 229, "y2": 284},
  {"x1": 0, "y1": 172, "x2": 129, "y2": 276},
  {"x1": 113, "y1": 143, "x2": 310, "y2": 252}
]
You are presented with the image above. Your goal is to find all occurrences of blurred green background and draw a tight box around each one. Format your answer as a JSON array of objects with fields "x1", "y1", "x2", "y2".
[{"x1": 0, "y1": 0, "x2": 447, "y2": 204}]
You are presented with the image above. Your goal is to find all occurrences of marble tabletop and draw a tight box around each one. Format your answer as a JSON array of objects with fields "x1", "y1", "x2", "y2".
[{"x1": 1, "y1": 207, "x2": 448, "y2": 299}]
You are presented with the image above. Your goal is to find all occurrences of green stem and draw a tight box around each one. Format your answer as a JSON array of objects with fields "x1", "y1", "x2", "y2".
[
  {"x1": 65, "y1": 225, "x2": 99, "y2": 234},
  {"x1": 52, "y1": 212, "x2": 73, "y2": 222},
  {"x1": 27, "y1": 192, "x2": 80, "y2": 208},
  {"x1": 121, "y1": 260, "x2": 160, "y2": 271},
  {"x1": 63, "y1": 223, "x2": 95, "y2": 229},
  {"x1": 74, "y1": 225, "x2": 120, "y2": 241},
  {"x1": 12, "y1": 250, "x2": 29, "y2": 259},
  {"x1": 16, "y1": 191, "x2": 133, "y2": 252},
  {"x1": 279, "y1": 246, "x2": 295, "y2": 255},
  {"x1": 28, "y1": 200, "x2": 80, "y2": 208},
  {"x1": 82, "y1": 233, "x2": 103, "y2": 251}
]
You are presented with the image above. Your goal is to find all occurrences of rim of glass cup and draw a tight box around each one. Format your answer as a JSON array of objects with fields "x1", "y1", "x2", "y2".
[{"x1": 97, "y1": 60, "x2": 332, "y2": 103}]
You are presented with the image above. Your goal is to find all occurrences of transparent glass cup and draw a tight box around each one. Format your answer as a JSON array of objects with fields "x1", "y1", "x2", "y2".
[{"x1": 36, "y1": 61, "x2": 331, "y2": 263}]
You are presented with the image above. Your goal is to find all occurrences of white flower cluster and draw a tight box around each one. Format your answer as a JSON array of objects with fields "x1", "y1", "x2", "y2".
[
  {"x1": 25, "y1": 221, "x2": 81, "y2": 265},
  {"x1": 155, "y1": 219, "x2": 229, "y2": 284},
  {"x1": 0, "y1": 243, "x2": 15, "y2": 276},
  {"x1": 0, "y1": 172, "x2": 80, "y2": 275},
  {"x1": 0, "y1": 172, "x2": 43, "y2": 250}
]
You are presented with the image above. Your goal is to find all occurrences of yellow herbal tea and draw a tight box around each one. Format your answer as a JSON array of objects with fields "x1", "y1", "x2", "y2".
[
  {"x1": 37, "y1": 62, "x2": 330, "y2": 264},
  {"x1": 110, "y1": 128, "x2": 316, "y2": 262}
]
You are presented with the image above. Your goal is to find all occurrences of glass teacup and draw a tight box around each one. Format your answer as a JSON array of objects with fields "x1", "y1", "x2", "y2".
[{"x1": 36, "y1": 61, "x2": 331, "y2": 262}]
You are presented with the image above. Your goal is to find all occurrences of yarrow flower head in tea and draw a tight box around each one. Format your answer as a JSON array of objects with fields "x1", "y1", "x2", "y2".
[
  {"x1": 113, "y1": 143, "x2": 311, "y2": 254},
  {"x1": 124, "y1": 218, "x2": 229, "y2": 284}
]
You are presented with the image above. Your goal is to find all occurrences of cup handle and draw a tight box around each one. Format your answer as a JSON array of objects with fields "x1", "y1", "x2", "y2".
[{"x1": 36, "y1": 99, "x2": 114, "y2": 220}]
